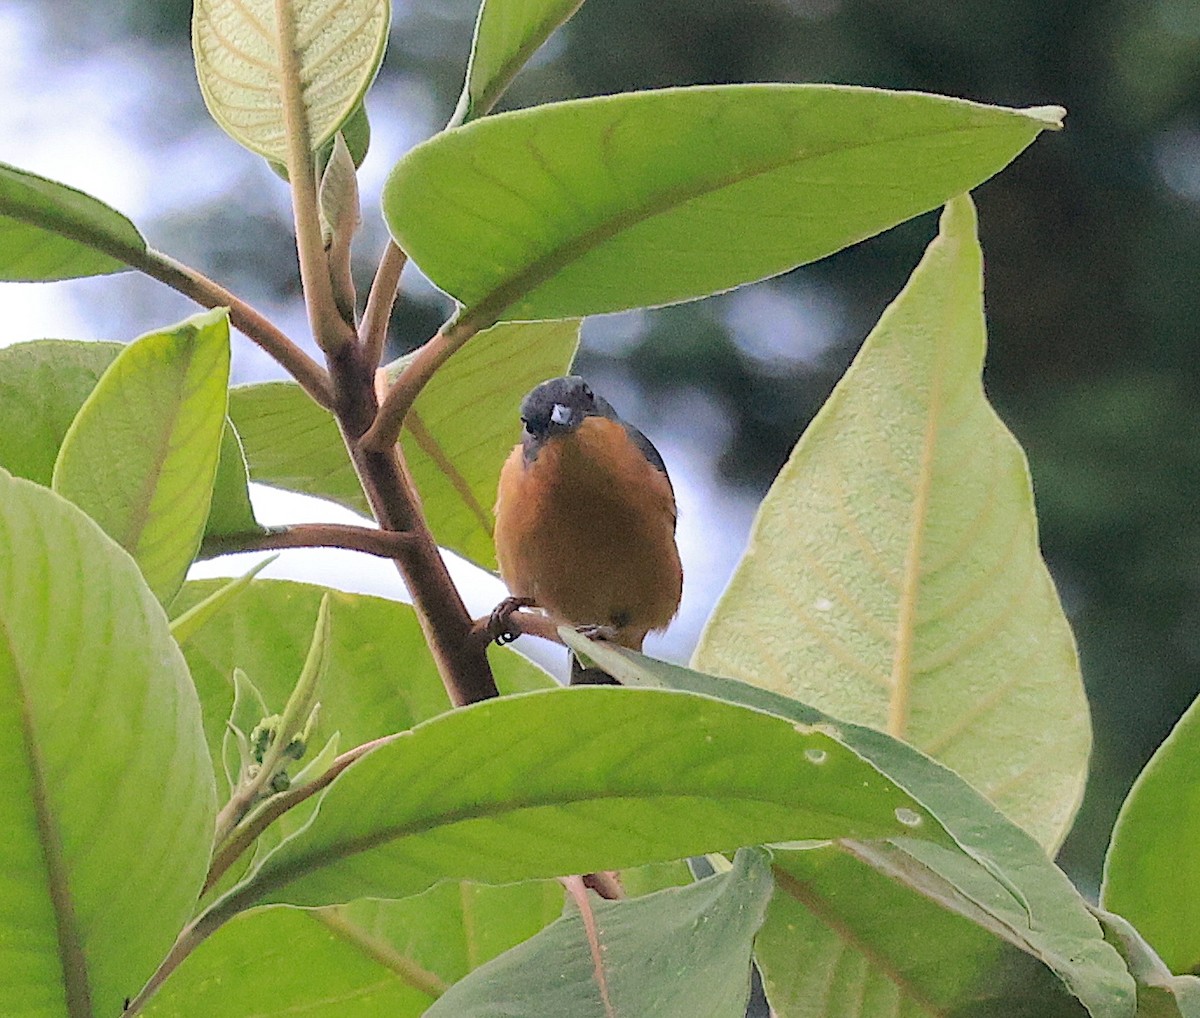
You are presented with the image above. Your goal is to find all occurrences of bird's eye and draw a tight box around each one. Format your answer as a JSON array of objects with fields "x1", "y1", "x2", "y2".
[{"x1": 581, "y1": 384, "x2": 593, "y2": 400}]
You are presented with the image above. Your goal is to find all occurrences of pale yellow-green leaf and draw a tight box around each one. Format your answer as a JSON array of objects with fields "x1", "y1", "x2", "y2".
[
  {"x1": 694, "y1": 195, "x2": 1089, "y2": 850},
  {"x1": 52, "y1": 309, "x2": 232, "y2": 606},
  {"x1": 192, "y1": 0, "x2": 390, "y2": 161}
]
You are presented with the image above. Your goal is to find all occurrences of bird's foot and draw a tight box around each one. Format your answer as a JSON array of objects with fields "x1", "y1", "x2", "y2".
[
  {"x1": 575, "y1": 623, "x2": 619, "y2": 643},
  {"x1": 487, "y1": 596, "x2": 536, "y2": 645}
]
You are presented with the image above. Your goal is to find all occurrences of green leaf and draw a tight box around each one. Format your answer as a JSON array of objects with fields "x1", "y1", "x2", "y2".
[
  {"x1": 52, "y1": 310, "x2": 232, "y2": 605},
  {"x1": 759, "y1": 845, "x2": 1088, "y2": 1018},
  {"x1": 453, "y1": 0, "x2": 587, "y2": 123},
  {"x1": 172, "y1": 578, "x2": 553, "y2": 789},
  {"x1": 564, "y1": 637, "x2": 1136, "y2": 1018},
  {"x1": 202, "y1": 419, "x2": 263, "y2": 541},
  {"x1": 0, "y1": 339, "x2": 123, "y2": 485},
  {"x1": 192, "y1": 0, "x2": 390, "y2": 162},
  {"x1": 211, "y1": 686, "x2": 947, "y2": 915},
  {"x1": 222, "y1": 668, "x2": 271, "y2": 795},
  {"x1": 0, "y1": 471, "x2": 215, "y2": 1016},
  {"x1": 692, "y1": 194, "x2": 1088, "y2": 850},
  {"x1": 1096, "y1": 911, "x2": 1200, "y2": 1018},
  {"x1": 0, "y1": 161, "x2": 146, "y2": 281},
  {"x1": 169, "y1": 555, "x2": 275, "y2": 647},
  {"x1": 146, "y1": 880, "x2": 567, "y2": 1017},
  {"x1": 1102, "y1": 693, "x2": 1200, "y2": 974},
  {"x1": 0, "y1": 339, "x2": 260, "y2": 546},
  {"x1": 383, "y1": 86, "x2": 1063, "y2": 323},
  {"x1": 427, "y1": 848, "x2": 773, "y2": 1018},
  {"x1": 230, "y1": 319, "x2": 579, "y2": 569}
]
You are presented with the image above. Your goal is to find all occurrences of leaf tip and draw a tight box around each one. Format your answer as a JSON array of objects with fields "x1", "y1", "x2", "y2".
[{"x1": 1022, "y1": 104, "x2": 1067, "y2": 131}]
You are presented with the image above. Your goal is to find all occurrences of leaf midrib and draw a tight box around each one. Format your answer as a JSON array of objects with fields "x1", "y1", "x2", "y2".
[
  {"x1": 0, "y1": 615, "x2": 94, "y2": 1018},
  {"x1": 457, "y1": 116, "x2": 1023, "y2": 328}
]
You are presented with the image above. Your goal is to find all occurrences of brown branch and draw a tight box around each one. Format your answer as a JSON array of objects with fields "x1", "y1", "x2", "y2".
[
  {"x1": 129, "y1": 248, "x2": 333, "y2": 409},
  {"x1": 470, "y1": 607, "x2": 565, "y2": 649},
  {"x1": 201, "y1": 523, "x2": 415, "y2": 560},
  {"x1": 360, "y1": 311, "x2": 488, "y2": 452},
  {"x1": 360, "y1": 240, "x2": 408, "y2": 367}
]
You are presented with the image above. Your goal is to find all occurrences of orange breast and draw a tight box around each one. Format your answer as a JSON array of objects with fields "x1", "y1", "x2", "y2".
[{"x1": 493, "y1": 417, "x2": 683, "y2": 649}]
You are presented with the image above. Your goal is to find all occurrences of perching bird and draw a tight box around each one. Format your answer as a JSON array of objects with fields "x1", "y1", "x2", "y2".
[{"x1": 493, "y1": 376, "x2": 683, "y2": 683}]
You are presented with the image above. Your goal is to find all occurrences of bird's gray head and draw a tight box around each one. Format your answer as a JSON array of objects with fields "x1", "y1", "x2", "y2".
[{"x1": 520, "y1": 375, "x2": 614, "y2": 440}]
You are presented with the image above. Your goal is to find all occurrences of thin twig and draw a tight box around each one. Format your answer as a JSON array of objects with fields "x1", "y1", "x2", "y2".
[
  {"x1": 469, "y1": 607, "x2": 565, "y2": 649},
  {"x1": 129, "y1": 248, "x2": 333, "y2": 408},
  {"x1": 360, "y1": 240, "x2": 408, "y2": 367},
  {"x1": 201, "y1": 522, "x2": 414, "y2": 560},
  {"x1": 360, "y1": 312, "x2": 487, "y2": 452}
]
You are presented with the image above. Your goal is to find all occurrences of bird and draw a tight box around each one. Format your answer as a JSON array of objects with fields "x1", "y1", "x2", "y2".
[{"x1": 492, "y1": 375, "x2": 683, "y2": 683}]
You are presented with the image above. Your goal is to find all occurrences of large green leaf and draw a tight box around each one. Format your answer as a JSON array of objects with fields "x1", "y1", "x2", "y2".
[
  {"x1": 0, "y1": 339, "x2": 260, "y2": 546},
  {"x1": 0, "y1": 161, "x2": 146, "y2": 281},
  {"x1": 383, "y1": 86, "x2": 1062, "y2": 323},
  {"x1": 453, "y1": 0, "x2": 587, "y2": 123},
  {"x1": 52, "y1": 311, "x2": 232, "y2": 605},
  {"x1": 230, "y1": 319, "x2": 579, "y2": 569},
  {"x1": 693, "y1": 195, "x2": 1088, "y2": 850},
  {"x1": 207, "y1": 686, "x2": 946, "y2": 916},
  {"x1": 1102, "y1": 693, "x2": 1200, "y2": 974},
  {"x1": 0, "y1": 472, "x2": 215, "y2": 1017},
  {"x1": 564, "y1": 636, "x2": 1136, "y2": 1018},
  {"x1": 146, "y1": 880, "x2": 566, "y2": 1016},
  {"x1": 172, "y1": 578, "x2": 553, "y2": 789},
  {"x1": 427, "y1": 849, "x2": 772, "y2": 1018},
  {"x1": 760, "y1": 845, "x2": 1088, "y2": 1017},
  {"x1": 192, "y1": 0, "x2": 390, "y2": 162}
]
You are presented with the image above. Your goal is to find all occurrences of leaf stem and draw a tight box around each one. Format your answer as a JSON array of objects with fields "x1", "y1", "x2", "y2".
[
  {"x1": 360, "y1": 240, "x2": 408, "y2": 367},
  {"x1": 201, "y1": 522, "x2": 415, "y2": 560},
  {"x1": 274, "y1": 0, "x2": 357, "y2": 358}
]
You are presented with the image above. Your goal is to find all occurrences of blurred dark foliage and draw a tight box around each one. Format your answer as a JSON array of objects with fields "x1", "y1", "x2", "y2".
[{"x1": 64, "y1": 0, "x2": 1200, "y2": 885}]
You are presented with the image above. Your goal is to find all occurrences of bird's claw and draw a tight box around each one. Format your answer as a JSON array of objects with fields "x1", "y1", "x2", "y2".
[{"x1": 488, "y1": 596, "x2": 535, "y2": 645}]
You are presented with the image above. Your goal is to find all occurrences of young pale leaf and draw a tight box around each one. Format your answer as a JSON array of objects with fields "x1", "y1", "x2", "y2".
[
  {"x1": 0, "y1": 161, "x2": 146, "y2": 281},
  {"x1": 170, "y1": 555, "x2": 275, "y2": 648},
  {"x1": 207, "y1": 687, "x2": 947, "y2": 917},
  {"x1": 230, "y1": 319, "x2": 579, "y2": 570},
  {"x1": 146, "y1": 881, "x2": 567, "y2": 1017},
  {"x1": 1102, "y1": 693, "x2": 1200, "y2": 974},
  {"x1": 692, "y1": 194, "x2": 1089, "y2": 850},
  {"x1": 454, "y1": 0, "x2": 587, "y2": 123},
  {"x1": 383, "y1": 86, "x2": 1062, "y2": 323},
  {"x1": 52, "y1": 310, "x2": 232, "y2": 605},
  {"x1": 222, "y1": 668, "x2": 272, "y2": 795},
  {"x1": 427, "y1": 848, "x2": 772, "y2": 1018},
  {"x1": 0, "y1": 472, "x2": 215, "y2": 1017},
  {"x1": 759, "y1": 844, "x2": 1089, "y2": 1018},
  {"x1": 173, "y1": 578, "x2": 553, "y2": 789},
  {"x1": 565, "y1": 638, "x2": 1136, "y2": 1018},
  {"x1": 192, "y1": 0, "x2": 390, "y2": 162}
]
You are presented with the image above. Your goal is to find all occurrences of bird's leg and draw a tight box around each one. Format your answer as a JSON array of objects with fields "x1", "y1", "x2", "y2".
[{"x1": 486, "y1": 596, "x2": 536, "y2": 645}]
